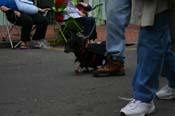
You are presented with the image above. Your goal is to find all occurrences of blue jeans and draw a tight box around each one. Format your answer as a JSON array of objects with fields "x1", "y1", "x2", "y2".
[
  {"x1": 105, "y1": 0, "x2": 131, "y2": 62},
  {"x1": 132, "y1": 11, "x2": 175, "y2": 102}
]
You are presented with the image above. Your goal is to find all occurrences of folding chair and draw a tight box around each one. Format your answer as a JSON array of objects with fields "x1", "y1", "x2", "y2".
[
  {"x1": 52, "y1": 0, "x2": 81, "y2": 43},
  {"x1": 54, "y1": 17, "x2": 83, "y2": 44},
  {"x1": 53, "y1": 0, "x2": 100, "y2": 45}
]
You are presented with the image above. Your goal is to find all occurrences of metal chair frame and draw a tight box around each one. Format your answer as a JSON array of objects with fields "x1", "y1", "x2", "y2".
[{"x1": 1, "y1": 11, "x2": 21, "y2": 48}]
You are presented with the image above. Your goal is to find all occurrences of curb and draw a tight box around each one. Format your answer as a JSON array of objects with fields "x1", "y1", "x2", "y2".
[{"x1": 0, "y1": 41, "x2": 19, "y2": 48}]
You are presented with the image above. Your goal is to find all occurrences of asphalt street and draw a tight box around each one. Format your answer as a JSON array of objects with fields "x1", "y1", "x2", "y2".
[{"x1": 0, "y1": 46, "x2": 174, "y2": 116}]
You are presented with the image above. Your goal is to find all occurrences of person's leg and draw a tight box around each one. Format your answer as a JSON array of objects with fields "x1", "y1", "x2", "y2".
[
  {"x1": 120, "y1": 10, "x2": 170, "y2": 116},
  {"x1": 76, "y1": 17, "x2": 97, "y2": 40},
  {"x1": 105, "y1": 0, "x2": 131, "y2": 60},
  {"x1": 30, "y1": 13, "x2": 51, "y2": 48},
  {"x1": 31, "y1": 13, "x2": 49, "y2": 40},
  {"x1": 17, "y1": 14, "x2": 33, "y2": 49},
  {"x1": 85, "y1": 17, "x2": 97, "y2": 40},
  {"x1": 133, "y1": 10, "x2": 170, "y2": 102},
  {"x1": 6, "y1": 11, "x2": 32, "y2": 43},
  {"x1": 17, "y1": 14, "x2": 33, "y2": 43},
  {"x1": 160, "y1": 30, "x2": 175, "y2": 78},
  {"x1": 155, "y1": 36, "x2": 175, "y2": 100},
  {"x1": 7, "y1": 12, "x2": 33, "y2": 48},
  {"x1": 93, "y1": 0, "x2": 131, "y2": 77},
  {"x1": 163, "y1": 49, "x2": 175, "y2": 88}
]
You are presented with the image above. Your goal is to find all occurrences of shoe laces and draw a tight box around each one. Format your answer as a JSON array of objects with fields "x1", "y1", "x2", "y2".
[
  {"x1": 127, "y1": 99, "x2": 154, "y2": 109},
  {"x1": 127, "y1": 99, "x2": 141, "y2": 108}
]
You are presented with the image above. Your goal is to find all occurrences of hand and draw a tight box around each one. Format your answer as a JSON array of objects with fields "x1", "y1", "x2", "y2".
[
  {"x1": 0, "y1": 6, "x2": 10, "y2": 12},
  {"x1": 14, "y1": 11, "x2": 21, "y2": 17},
  {"x1": 0, "y1": 6, "x2": 21, "y2": 17},
  {"x1": 78, "y1": 11, "x2": 86, "y2": 17},
  {"x1": 38, "y1": 8, "x2": 51, "y2": 13}
]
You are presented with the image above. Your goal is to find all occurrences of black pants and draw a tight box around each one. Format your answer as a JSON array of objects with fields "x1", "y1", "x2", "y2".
[
  {"x1": 76, "y1": 17, "x2": 97, "y2": 40},
  {"x1": 6, "y1": 10, "x2": 48, "y2": 42}
]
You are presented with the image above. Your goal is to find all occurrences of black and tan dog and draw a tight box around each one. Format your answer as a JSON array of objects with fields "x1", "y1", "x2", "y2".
[{"x1": 64, "y1": 30, "x2": 106, "y2": 73}]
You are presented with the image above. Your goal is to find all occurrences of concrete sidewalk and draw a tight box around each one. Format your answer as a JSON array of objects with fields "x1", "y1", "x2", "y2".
[{"x1": 0, "y1": 46, "x2": 174, "y2": 116}]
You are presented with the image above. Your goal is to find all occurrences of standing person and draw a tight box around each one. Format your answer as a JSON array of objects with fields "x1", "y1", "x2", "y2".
[
  {"x1": 120, "y1": 0, "x2": 175, "y2": 116},
  {"x1": 0, "y1": 0, "x2": 51, "y2": 49},
  {"x1": 93, "y1": 0, "x2": 131, "y2": 77}
]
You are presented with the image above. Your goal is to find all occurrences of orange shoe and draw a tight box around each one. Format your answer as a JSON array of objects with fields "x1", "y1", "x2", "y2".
[{"x1": 93, "y1": 60, "x2": 125, "y2": 77}]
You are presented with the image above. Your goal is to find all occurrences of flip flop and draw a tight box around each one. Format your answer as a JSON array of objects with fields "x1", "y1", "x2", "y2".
[{"x1": 20, "y1": 42, "x2": 29, "y2": 49}]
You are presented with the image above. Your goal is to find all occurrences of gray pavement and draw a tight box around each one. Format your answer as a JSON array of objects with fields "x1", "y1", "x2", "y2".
[{"x1": 0, "y1": 46, "x2": 174, "y2": 116}]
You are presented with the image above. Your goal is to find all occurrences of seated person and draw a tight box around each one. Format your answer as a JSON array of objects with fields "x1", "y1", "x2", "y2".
[
  {"x1": 0, "y1": 0, "x2": 51, "y2": 49},
  {"x1": 55, "y1": 0, "x2": 97, "y2": 40}
]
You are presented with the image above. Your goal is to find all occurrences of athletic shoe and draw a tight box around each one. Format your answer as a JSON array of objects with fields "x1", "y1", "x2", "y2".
[
  {"x1": 29, "y1": 40, "x2": 42, "y2": 49},
  {"x1": 39, "y1": 39, "x2": 51, "y2": 49},
  {"x1": 156, "y1": 85, "x2": 175, "y2": 100},
  {"x1": 120, "y1": 99, "x2": 155, "y2": 116}
]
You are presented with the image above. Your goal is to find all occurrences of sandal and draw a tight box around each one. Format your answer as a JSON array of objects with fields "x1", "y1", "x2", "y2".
[{"x1": 20, "y1": 42, "x2": 29, "y2": 49}]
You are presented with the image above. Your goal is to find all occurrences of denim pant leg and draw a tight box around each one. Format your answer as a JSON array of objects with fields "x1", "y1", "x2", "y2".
[
  {"x1": 105, "y1": 0, "x2": 131, "y2": 61},
  {"x1": 159, "y1": 24, "x2": 175, "y2": 87},
  {"x1": 163, "y1": 44, "x2": 175, "y2": 88},
  {"x1": 132, "y1": 11, "x2": 170, "y2": 102}
]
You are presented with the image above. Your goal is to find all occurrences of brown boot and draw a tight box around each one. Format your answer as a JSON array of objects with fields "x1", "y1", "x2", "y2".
[{"x1": 93, "y1": 60, "x2": 125, "y2": 77}]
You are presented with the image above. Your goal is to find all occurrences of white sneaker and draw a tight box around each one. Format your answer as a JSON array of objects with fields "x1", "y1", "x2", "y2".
[
  {"x1": 156, "y1": 85, "x2": 175, "y2": 100},
  {"x1": 39, "y1": 39, "x2": 51, "y2": 49},
  {"x1": 29, "y1": 40, "x2": 42, "y2": 48},
  {"x1": 120, "y1": 99, "x2": 155, "y2": 116}
]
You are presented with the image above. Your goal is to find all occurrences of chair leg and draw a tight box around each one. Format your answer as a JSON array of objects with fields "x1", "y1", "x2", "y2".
[
  {"x1": 5, "y1": 24, "x2": 14, "y2": 48},
  {"x1": 14, "y1": 41, "x2": 22, "y2": 48},
  {"x1": 55, "y1": 22, "x2": 68, "y2": 43}
]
